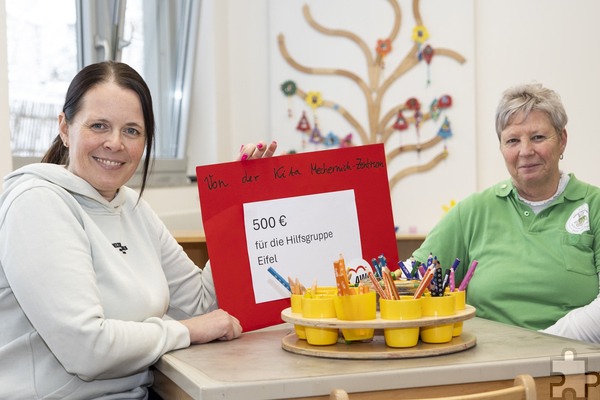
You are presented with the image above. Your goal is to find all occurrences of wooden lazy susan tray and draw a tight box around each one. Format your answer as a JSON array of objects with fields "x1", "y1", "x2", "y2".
[{"x1": 280, "y1": 305, "x2": 477, "y2": 360}]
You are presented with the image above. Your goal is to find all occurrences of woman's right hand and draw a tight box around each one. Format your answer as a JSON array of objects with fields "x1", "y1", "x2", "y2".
[
  {"x1": 180, "y1": 309, "x2": 243, "y2": 344},
  {"x1": 238, "y1": 141, "x2": 278, "y2": 161}
]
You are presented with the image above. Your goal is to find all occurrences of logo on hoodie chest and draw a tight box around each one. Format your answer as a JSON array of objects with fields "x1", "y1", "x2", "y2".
[{"x1": 112, "y1": 242, "x2": 128, "y2": 254}]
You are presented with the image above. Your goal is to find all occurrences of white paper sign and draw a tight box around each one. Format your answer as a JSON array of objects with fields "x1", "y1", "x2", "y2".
[{"x1": 243, "y1": 190, "x2": 362, "y2": 303}]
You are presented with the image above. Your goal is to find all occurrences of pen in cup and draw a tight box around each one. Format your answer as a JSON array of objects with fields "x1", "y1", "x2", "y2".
[
  {"x1": 267, "y1": 266, "x2": 291, "y2": 292},
  {"x1": 413, "y1": 266, "x2": 435, "y2": 299},
  {"x1": 458, "y1": 260, "x2": 479, "y2": 291}
]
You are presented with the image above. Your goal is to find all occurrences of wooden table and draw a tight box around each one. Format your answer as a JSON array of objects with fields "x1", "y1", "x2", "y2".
[{"x1": 152, "y1": 317, "x2": 600, "y2": 399}]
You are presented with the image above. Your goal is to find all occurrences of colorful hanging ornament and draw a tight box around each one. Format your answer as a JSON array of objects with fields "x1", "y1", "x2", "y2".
[
  {"x1": 405, "y1": 97, "x2": 421, "y2": 111},
  {"x1": 422, "y1": 44, "x2": 434, "y2": 85},
  {"x1": 309, "y1": 123, "x2": 324, "y2": 144},
  {"x1": 437, "y1": 116, "x2": 453, "y2": 139},
  {"x1": 281, "y1": 80, "x2": 297, "y2": 96},
  {"x1": 393, "y1": 110, "x2": 409, "y2": 130},
  {"x1": 340, "y1": 134, "x2": 353, "y2": 148},
  {"x1": 412, "y1": 25, "x2": 429, "y2": 57},
  {"x1": 305, "y1": 91, "x2": 323, "y2": 144},
  {"x1": 375, "y1": 38, "x2": 392, "y2": 68},
  {"x1": 280, "y1": 80, "x2": 297, "y2": 118},
  {"x1": 422, "y1": 44, "x2": 434, "y2": 64},
  {"x1": 429, "y1": 98, "x2": 441, "y2": 121},
  {"x1": 324, "y1": 131, "x2": 340, "y2": 147},
  {"x1": 414, "y1": 109, "x2": 424, "y2": 137},
  {"x1": 296, "y1": 111, "x2": 311, "y2": 132},
  {"x1": 405, "y1": 97, "x2": 423, "y2": 148},
  {"x1": 305, "y1": 91, "x2": 323, "y2": 109},
  {"x1": 437, "y1": 116, "x2": 453, "y2": 150},
  {"x1": 438, "y1": 94, "x2": 453, "y2": 109},
  {"x1": 376, "y1": 38, "x2": 392, "y2": 56}
]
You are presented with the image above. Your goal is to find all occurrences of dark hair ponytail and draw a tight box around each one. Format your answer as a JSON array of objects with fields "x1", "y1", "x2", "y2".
[{"x1": 41, "y1": 135, "x2": 68, "y2": 165}]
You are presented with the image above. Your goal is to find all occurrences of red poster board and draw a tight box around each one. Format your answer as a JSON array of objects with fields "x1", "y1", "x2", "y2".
[{"x1": 196, "y1": 144, "x2": 398, "y2": 331}]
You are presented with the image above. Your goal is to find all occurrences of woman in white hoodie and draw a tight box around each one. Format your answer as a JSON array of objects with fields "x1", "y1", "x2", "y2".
[{"x1": 0, "y1": 61, "x2": 277, "y2": 399}]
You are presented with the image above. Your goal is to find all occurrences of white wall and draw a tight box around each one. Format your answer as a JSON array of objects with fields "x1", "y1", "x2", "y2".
[
  {"x1": 186, "y1": 0, "x2": 600, "y2": 232},
  {"x1": 187, "y1": 0, "x2": 271, "y2": 170},
  {"x1": 2, "y1": 0, "x2": 600, "y2": 231},
  {"x1": 191, "y1": 0, "x2": 600, "y2": 192},
  {"x1": 265, "y1": 0, "x2": 477, "y2": 234},
  {"x1": 474, "y1": 0, "x2": 600, "y2": 189}
]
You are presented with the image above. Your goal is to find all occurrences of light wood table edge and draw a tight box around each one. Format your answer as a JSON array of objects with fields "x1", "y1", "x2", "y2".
[{"x1": 151, "y1": 368, "x2": 586, "y2": 400}]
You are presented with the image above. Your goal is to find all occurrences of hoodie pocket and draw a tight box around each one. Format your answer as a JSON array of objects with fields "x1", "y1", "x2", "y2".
[{"x1": 30, "y1": 332, "x2": 84, "y2": 399}]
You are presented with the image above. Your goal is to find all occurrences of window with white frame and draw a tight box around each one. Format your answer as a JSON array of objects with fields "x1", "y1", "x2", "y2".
[{"x1": 6, "y1": 0, "x2": 199, "y2": 186}]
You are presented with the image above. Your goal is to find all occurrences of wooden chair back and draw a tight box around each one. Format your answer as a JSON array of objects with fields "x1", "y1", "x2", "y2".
[{"x1": 329, "y1": 374, "x2": 537, "y2": 400}]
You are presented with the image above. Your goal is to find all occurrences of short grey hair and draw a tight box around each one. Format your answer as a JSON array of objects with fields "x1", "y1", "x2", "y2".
[{"x1": 495, "y1": 83, "x2": 568, "y2": 140}]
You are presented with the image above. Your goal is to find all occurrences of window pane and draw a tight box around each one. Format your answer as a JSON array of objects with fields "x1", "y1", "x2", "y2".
[
  {"x1": 7, "y1": 0, "x2": 195, "y2": 185},
  {"x1": 6, "y1": 0, "x2": 77, "y2": 156},
  {"x1": 120, "y1": 0, "x2": 197, "y2": 164},
  {"x1": 121, "y1": 0, "x2": 181, "y2": 160},
  {"x1": 121, "y1": 0, "x2": 145, "y2": 76}
]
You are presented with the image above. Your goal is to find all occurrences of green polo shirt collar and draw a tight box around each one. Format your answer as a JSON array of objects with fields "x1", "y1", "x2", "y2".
[{"x1": 493, "y1": 173, "x2": 586, "y2": 201}]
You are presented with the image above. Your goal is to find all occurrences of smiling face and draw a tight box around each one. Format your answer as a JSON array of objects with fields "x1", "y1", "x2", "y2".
[
  {"x1": 499, "y1": 110, "x2": 567, "y2": 201},
  {"x1": 59, "y1": 81, "x2": 146, "y2": 201}
]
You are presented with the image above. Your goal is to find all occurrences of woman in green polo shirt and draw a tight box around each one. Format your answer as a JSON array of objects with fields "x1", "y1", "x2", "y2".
[{"x1": 413, "y1": 83, "x2": 600, "y2": 343}]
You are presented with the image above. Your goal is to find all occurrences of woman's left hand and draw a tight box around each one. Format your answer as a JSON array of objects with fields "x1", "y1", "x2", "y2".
[{"x1": 237, "y1": 141, "x2": 278, "y2": 161}]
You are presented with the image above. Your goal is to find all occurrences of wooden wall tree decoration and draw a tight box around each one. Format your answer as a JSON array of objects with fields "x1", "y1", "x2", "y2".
[{"x1": 277, "y1": 0, "x2": 466, "y2": 190}]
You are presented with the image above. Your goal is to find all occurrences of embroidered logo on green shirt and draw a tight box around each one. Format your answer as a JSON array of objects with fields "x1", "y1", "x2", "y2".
[{"x1": 566, "y1": 204, "x2": 590, "y2": 234}]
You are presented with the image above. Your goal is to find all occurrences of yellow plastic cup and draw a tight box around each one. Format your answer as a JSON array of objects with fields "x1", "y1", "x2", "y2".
[
  {"x1": 306, "y1": 286, "x2": 338, "y2": 297},
  {"x1": 290, "y1": 294, "x2": 306, "y2": 340},
  {"x1": 301, "y1": 295, "x2": 338, "y2": 345},
  {"x1": 380, "y1": 296, "x2": 422, "y2": 348},
  {"x1": 334, "y1": 291, "x2": 376, "y2": 341},
  {"x1": 420, "y1": 294, "x2": 456, "y2": 344},
  {"x1": 450, "y1": 290, "x2": 466, "y2": 337}
]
